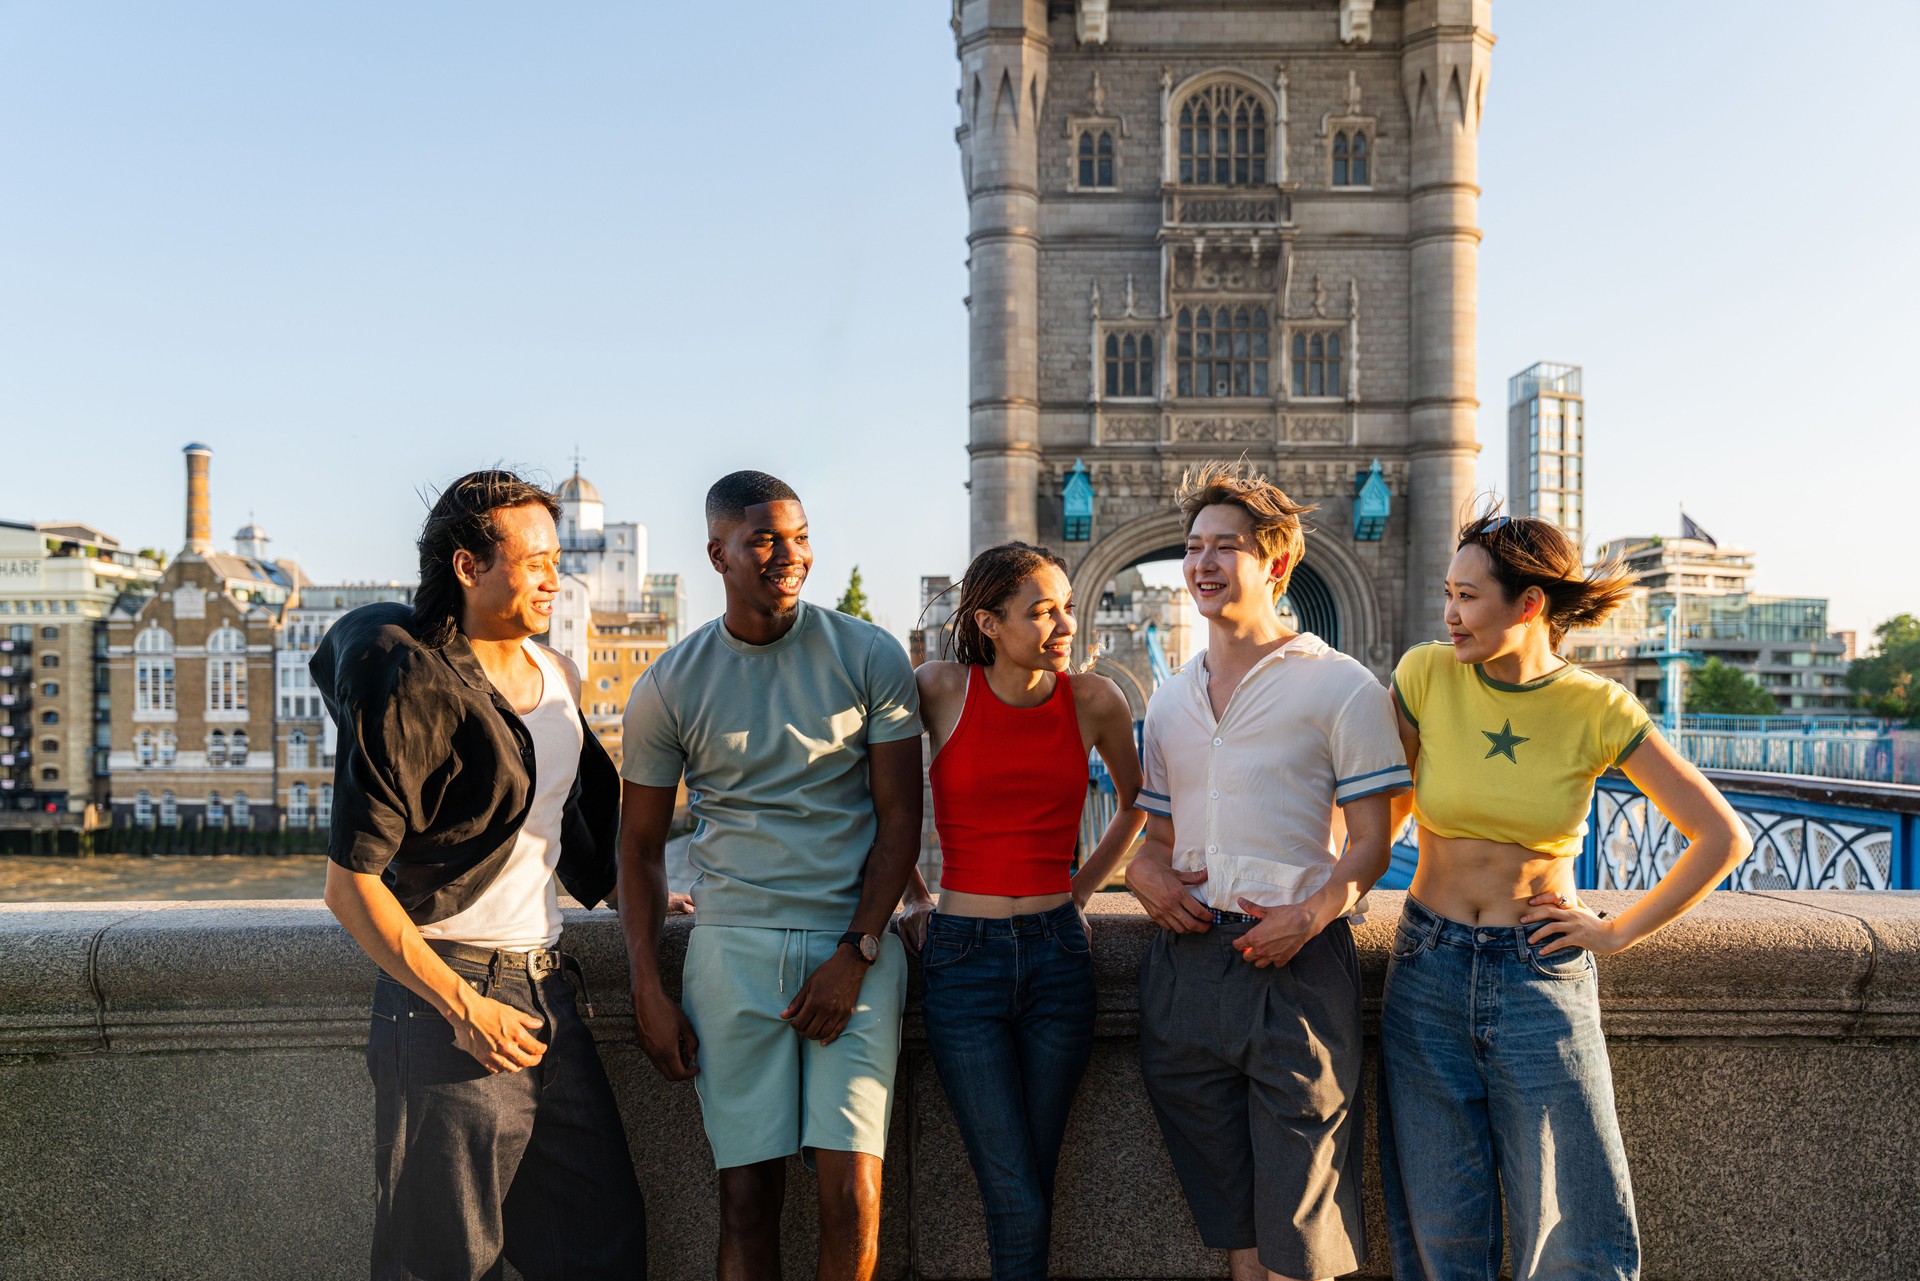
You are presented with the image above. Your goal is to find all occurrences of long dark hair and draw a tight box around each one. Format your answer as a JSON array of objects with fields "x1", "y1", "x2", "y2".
[
  {"x1": 412, "y1": 470, "x2": 561, "y2": 647},
  {"x1": 1457, "y1": 502, "x2": 1635, "y2": 648},
  {"x1": 927, "y1": 541, "x2": 1070, "y2": 667}
]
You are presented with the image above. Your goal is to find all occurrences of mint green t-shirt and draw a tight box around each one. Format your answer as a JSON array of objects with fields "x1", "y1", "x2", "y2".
[{"x1": 620, "y1": 600, "x2": 922, "y2": 930}]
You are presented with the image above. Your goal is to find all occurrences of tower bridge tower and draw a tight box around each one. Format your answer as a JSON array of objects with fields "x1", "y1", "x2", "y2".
[{"x1": 955, "y1": 0, "x2": 1492, "y2": 683}]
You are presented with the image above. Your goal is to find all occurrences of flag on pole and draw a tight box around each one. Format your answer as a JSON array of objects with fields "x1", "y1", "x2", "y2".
[{"x1": 1679, "y1": 512, "x2": 1717, "y2": 546}]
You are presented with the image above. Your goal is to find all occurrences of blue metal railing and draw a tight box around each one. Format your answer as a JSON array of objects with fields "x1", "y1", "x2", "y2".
[
  {"x1": 1673, "y1": 730, "x2": 1896, "y2": 783},
  {"x1": 1580, "y1": 772, "x2": 1920, "y2": 893},
  {"x1": 1075, "y1": 718, "x2": 1917, "y2": 892}
]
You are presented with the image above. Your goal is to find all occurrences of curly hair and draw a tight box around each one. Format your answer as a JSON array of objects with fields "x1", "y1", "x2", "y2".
[{"x1": 928, "y1": 542, "x2": 1071, "y2": 667}]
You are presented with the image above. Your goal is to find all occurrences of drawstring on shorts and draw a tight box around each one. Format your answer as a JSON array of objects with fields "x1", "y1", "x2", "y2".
[{"x1": 778, "y1": 928, "x2": 796, "y2": 994}]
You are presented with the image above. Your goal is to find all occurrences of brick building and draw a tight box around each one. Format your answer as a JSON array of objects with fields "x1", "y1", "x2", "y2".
[{"x1": 105, "y1": 445, "x2": 306, "y2": 833}]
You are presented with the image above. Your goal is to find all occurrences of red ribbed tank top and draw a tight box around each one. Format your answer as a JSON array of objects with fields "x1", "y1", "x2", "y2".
[{"x1": 930, "y1": 667, "x2": 1089, "y2": 896}]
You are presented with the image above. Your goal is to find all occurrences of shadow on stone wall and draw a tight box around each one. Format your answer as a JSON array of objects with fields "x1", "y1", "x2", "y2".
[{"x1": 2, "y1": 890, "x2": 1917, "y2": 1279}]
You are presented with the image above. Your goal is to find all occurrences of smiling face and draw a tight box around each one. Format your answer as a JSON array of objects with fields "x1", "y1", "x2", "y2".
[
  {"x1": 710, "y1": 499, "x2": 812, "y2": 618},
  {"x1": 975, "y1": 564, "x2": 1076, "y2": 673},
  {"x1": 1443, "y1": 542, "x2": 1545, "y2": 664},
  {"x1": 454, "y1": 502, "x2": 561, "y2": 641},
  {"x1": 1183, "y1": 503, "x2": 1290, "y2": 624}
]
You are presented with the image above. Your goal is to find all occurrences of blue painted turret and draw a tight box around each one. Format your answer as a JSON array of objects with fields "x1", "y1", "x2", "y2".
[
  {"x1": 1353, "y1": 459, "x2": 1391, "y2": 541},
  {"x1": 1063, "y1": 459, "x2": 1094, "y2": 542}
]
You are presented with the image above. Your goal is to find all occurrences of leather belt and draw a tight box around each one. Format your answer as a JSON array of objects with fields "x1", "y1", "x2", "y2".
[
  {"x1": 423, "y1": 939, "x2": 592, "y2": 1016},
  {"x1": 425, "y1": 938, "x2": 564, "y2": 978}
]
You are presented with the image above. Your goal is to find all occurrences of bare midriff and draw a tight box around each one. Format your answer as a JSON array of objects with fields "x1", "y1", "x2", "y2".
[
  {"x1": 935, "y1": 889, "x2": 1074, "y2": 920},
  {"x1": 1407, "y1": 828, "x2": 1582, "y2": 927}
]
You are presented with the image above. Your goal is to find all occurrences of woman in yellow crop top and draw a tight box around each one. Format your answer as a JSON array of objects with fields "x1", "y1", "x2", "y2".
[{"x1": 1378, "y1": 510, "x2": 1751, "y2": 1281}]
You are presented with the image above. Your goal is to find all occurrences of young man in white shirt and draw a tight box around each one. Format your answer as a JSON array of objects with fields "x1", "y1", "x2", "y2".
[{"x1": 1125, "y1": 465, "x2": 1409, "y2": 1281}]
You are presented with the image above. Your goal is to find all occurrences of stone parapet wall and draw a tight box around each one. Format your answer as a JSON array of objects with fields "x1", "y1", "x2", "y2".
[{"x1": 3, "y1": 891, "x2": 1917, "y2": 1278}]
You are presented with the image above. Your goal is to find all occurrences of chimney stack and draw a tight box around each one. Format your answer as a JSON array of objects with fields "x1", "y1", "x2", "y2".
[{"x1": 183, "y1": 443, "x2": 213, "y2": 554}]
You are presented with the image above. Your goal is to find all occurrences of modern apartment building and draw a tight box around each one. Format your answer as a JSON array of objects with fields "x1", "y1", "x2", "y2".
[
  {"x1": 1566, "y1": 531, "x2": 1852, "y2": 713},
  {"x1": 0, "y1": 521, "x2": 163, "y2": 826},
  {"x1": 1507, "y1": 361, "x2": 1585, "y2": 552}
]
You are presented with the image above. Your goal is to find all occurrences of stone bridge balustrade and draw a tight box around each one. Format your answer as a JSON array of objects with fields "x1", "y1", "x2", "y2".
[{"x1": 3, "y1": 891, "x2": 1918, "y2": 1278}]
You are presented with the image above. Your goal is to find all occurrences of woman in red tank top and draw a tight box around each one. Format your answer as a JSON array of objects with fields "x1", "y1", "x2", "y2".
[{"x1": 897, "y1": 542, "x2": 1143, "y2": 1280}]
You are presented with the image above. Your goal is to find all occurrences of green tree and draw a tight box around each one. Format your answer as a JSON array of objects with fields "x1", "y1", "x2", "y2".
[
  {"x1": 1685, "y1": 657, "x2": 1777, "y2": 716},
  {"x1": 1848, "y1": 613, "x2": 1920, "y2": 723},
  {"x1": 835, "y1": 565, "x2": 873, "y2": 622}
]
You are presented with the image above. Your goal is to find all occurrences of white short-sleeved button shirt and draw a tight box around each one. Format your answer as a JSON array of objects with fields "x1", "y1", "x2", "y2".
[{"x1": 1137, "y1": 632, "x2": 1410, "y2": 919}]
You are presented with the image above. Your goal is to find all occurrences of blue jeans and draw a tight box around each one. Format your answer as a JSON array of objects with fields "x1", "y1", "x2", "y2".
[
  {"x1": 1378, "y1": 895, "x2": 1639, "y2": 1281},
  {"x1": 920, "y1": 903, "x2": 1096, "y2": 1281}
]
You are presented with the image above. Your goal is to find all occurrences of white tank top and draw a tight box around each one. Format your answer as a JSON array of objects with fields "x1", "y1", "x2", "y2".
[{"x1": 420, "y1": 640, "x2": 583, "y2": 951}]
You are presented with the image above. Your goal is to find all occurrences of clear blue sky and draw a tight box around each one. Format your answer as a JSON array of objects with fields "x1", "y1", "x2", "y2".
[{"x1": 3, "y1": 2, "x2": 1913, "y2": 645}]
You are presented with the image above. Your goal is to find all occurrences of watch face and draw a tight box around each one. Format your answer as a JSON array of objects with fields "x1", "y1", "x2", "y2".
[{"x1": 858, "y1": 934, "x2": 880, "y2": 963}]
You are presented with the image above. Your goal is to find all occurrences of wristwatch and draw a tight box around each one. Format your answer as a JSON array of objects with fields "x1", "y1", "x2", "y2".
[{"x1": 838, "y1": 931, "x2": 881, "y2": 964}]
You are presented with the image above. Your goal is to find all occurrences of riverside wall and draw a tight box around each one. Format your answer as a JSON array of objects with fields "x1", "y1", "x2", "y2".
[{"x1": 3, "y1": 890, "x2": 1917, "y2": 1279}]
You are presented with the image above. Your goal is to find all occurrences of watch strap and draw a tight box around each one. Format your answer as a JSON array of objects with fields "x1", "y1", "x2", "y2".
[{"x1": 837, "y1": 930, "x2": 878, "y2": 963}]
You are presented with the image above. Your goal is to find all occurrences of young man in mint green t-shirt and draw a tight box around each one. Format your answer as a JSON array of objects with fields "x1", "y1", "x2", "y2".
[{"x1": 616, "y1": 470, "x2": 923, "y2": 1281}]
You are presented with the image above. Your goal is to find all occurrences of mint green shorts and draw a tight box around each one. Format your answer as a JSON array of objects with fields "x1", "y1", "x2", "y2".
[{"x1": 681, "y1": 924, "x2": 908, "y2": 1169}]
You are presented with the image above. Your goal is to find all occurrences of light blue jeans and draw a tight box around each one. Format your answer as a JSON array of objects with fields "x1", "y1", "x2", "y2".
[{"x1": 1378, "y1": 894, "x2": 1640, "y2": 1281}]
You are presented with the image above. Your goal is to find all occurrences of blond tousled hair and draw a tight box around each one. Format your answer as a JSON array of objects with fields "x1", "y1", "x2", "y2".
[{"x1": 1177, "y1": 462, "x2": 1317, "y2": 601}]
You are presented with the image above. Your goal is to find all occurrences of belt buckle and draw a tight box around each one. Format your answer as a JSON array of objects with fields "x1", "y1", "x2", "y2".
[{"x1": 525, "y1": 950, "x2": 558, "y2": 980}]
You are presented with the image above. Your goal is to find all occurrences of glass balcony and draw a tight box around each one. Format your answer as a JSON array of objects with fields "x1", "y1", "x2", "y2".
[{"x1": 1508, "y1": 361, "x2": 1583, "y2": 404}]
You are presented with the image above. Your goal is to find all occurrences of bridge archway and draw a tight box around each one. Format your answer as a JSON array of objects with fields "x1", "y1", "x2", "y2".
[{"x1": 1068, "y1": 508, "x2": 1387, "y2": 676}]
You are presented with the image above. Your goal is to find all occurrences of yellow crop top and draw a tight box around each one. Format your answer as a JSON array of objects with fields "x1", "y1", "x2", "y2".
[{"x1": 1392, "y1": 641, "x2": 1653, "y2": 858}]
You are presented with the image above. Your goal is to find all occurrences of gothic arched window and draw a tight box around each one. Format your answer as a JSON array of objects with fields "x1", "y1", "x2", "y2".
[
  {"x1": 1290, "y1": 330, "x2": 1345, "y2": 397},
  {"x1": 1178, "y1": 84, "x2": 1269, "y2": 186},
  {"x1": 232, "y1": 791, "x2": 250, "y2": 829},
  {"x1": 135, "y1": 790, "x2": 153, "y2": 828},
  {"x1": 207, "y1": 730, "x2": 227, "y2": 767},
  {"x1": 207, "y1": 792, "x2": 225, "y2": 829},
  {"x1": 290, "y1": 782, "x2": 310, "y2": 829},
  {"x1": 1333, "y1": 130, "x2": 1370, "y2": 187},
  {"x1": 1176, "y1": 306, "x2": 1271, "y2": 398},
  {"x1": 1077, "y1": 129, "x2": 1117, "y2": 189},
  {"x1": 159, "y1": 790, "x2": 178, "y2": 828},
  {"x1": 1104, "y1": 332, "x2": 1157, "y2": 398},
  {"x1": 287, "y1": 729, "x2": 308, "y2": 771},
  {"x1": 230, "y1": 730, "x2": 249, "y2": 767}
]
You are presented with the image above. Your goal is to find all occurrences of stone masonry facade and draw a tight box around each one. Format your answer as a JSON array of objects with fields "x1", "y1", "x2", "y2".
[{"x1": 958, "y1": 0, "x2": 1493, "y2": 674}]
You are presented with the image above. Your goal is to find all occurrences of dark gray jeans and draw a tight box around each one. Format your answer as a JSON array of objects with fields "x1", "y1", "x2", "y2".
[
  {"x1": 1138, "y1": 918, "x2": 1367, "y2": 1281},
  {"x1": 366, "y1": 956, "x2": 647, "y2": 1280}
]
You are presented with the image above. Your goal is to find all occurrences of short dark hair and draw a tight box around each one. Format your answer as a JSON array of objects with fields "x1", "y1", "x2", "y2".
[
  {"x1": 705, "y1": 470, "x2": 799, "y2": 531},
  {"x1": 413, "y1": 470, "x2": 560, "y2": 647}
]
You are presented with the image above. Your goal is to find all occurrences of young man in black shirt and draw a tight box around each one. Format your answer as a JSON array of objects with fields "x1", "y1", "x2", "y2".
[{"x1": 317, "y1": 470, "x2": 646, "y2": 1280}]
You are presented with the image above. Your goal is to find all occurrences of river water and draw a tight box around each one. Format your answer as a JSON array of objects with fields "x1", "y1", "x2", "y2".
[
  {"x1": 0, "y1": 855, "x2": 329, "y2": 903},
  {"x1": 0, "y1": 837, "x2": 698, "y2": 904}
]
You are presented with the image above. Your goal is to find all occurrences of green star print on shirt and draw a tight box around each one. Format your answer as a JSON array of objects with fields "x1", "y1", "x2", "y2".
[{"x1": 1481, "y1": 719, "x2": 1529, "y2": 763}]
